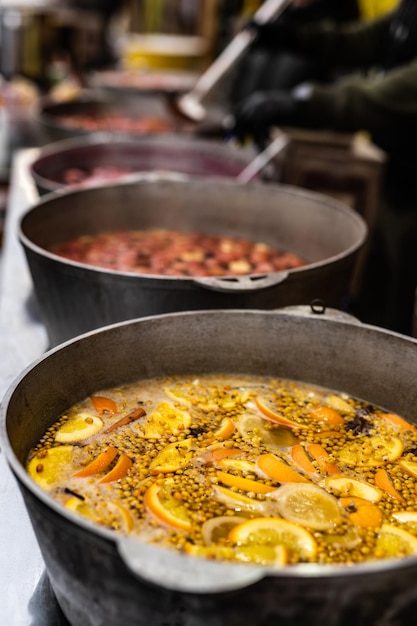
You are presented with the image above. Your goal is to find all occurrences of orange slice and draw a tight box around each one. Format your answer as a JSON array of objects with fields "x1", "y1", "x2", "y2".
[
  {"x1": 144, "y1": 480, "x2": 192, "y2": 530},
  {"x1": 212, "y1": 485, "x2": 269, "y2": 513},
  {"x1": 325, "y1": 475, "x2": 382, "y2": 503},
  {"x1": 257, "y1": 453, "x2": 309, "y2": 483},
  {"x1": 376, "y1": 524, "x2": 417, "y2": 558},
  {"x1": 270, "y1": 483, "x2": 343, "y2": 530},
  {"x1": 398, "y1": 458, "x2": 417, "y2": 479},
  {"x1": 149, "y1": 438, "x2": 193, "y2": 474},
  {"x1": 305, "y1": 443, "x2": 339, "y2": 474},
  {"x1": 255, "y1": 397, "x2": 301, "y2": 429},
  {"x1": 200, "y1": 446, "x2": 243, "y2": 465},
  {"x1": 27, "y1": 445, "x2": 74, "y2": 491},
  {"x1": 228, "y1": 517, "x2": 317, "y2": 561},
  {"x1": 340, "y1": 496, "x2": 383, "y2": 528},
  {"x1": 314, "y1": 430, "x2": 345, "y2": 439},
  {"x1": 378, "y1": 412, "x2": 416, "y2": 432},
  {"x1": 91, "y1": 395, "x2": 118, "y2": 416},
  {"x1": 338, "y1": 435, "x2": 404, "y2": 467},
  {"x1": 142, "y1": 402, "x2": 191, "y2": 438},
  {"x1": 308, "y1": 406, "x2": 344, "y2": 428},
  {"x1": 73, "y1": 445, "x2": 119, "y2": 478},
  {"x1": 108, "y1": 502, "x2": 135, "y2": 533},
  {"x1": 374, "y1": 468, "x2": 405, "y2": 503},
  {"x1": 203, "y1": 417, "x2": 236, "y2": 445},
  {"x1": 99, "y1": 453, "x2": 132, "y2": 483},
  {"x1": 55, "y1": 412, "x2": 103, "y2": 443},
  {"x1": 216, "y1": 470, "x2": 276, "y2": 494},
  {"x1": 291, "y1": 443, "x2": 317, "y2": 475}
]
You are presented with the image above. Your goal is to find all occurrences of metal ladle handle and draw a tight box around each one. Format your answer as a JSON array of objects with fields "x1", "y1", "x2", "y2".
[
  {"x1": 236, "y1": 131, "x2": 290, "y2": 183},
  {"x1": 176, "y1": 0, "x2": 292, "y2": 122}
]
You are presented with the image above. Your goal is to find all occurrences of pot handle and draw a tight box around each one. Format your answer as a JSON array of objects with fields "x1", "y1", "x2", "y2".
[
  {"x1": 192, "y1": 270, "x2": 289, "y2": 293},
  {"x1": 117, "y1": 538, "x2": 266, "y2": 593},
  {"x1": 276, "y1": 300, "x2": 363, "y2": 324}
]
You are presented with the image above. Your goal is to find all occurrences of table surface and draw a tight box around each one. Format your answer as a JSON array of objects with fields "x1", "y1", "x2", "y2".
[{"x1": 0, "y1": 149, "x2": 70, "y2": 624}]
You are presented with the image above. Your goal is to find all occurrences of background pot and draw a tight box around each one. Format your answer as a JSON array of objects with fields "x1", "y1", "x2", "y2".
[
  {"x1": 36, "y1": 90, "x2": 197, "y2": 143},
  {"x1": 3, "y1": 307, "x2": 417, "y2": 626},
  {"x1": 29, "y1": 134, "x2": 261, "y2": 196},
  {"x1": 18, "y1": 175, "x2": 367, "y2": 347}
]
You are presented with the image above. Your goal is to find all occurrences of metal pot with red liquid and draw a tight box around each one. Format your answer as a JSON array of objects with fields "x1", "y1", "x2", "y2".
[
  {"x1": 18, "y1": 174, "x2": 366, "y2": 347},
  {"x1": 29, "y1": 134, "x2": 262, "y2": 196}
]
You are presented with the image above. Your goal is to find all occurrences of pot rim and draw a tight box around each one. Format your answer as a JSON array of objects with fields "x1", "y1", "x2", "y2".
[
  {"x1": 18, "y1": 173, "x2": 368, "y2": 284},
  {"x1": 2, "y1": 307, "x2": 416, "y2": 591},
  {"x1": 29, "y1": 133, "x2": 259, "y2": 192}
]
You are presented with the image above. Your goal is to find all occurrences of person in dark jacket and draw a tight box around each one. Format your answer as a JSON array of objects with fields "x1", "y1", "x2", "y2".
[
  {"x1": 232, "y1": 0, "x2": 417, "y2": 336},
  {"x1": 233, "y1": 0, "x2": 417, "y2": 151},
  {"x1": 232, "y1": 0, "x2": 360, "y2": 104}
]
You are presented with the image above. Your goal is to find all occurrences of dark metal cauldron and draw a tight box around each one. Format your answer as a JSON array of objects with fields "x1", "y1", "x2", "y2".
[
  {"x1": 18, "y1": 174, "x2": 367, "y2": 348},
  {"x1": 36, "y1": 91, "x2": 194, "y2": 144},
  {"x1": 3, "y1": 307, "x2": 417, "y2": 626},
  {"x1": 29, "y1": 134, "x2": 261, "y2": 196}
]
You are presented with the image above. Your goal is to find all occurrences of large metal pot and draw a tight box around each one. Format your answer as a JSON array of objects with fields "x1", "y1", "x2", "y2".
[
  {"x1": 29, "y1": 134, "x2": 260, "y2": 196},
  {"x1": 2, "y1": 306, "x2": 417, "y2": 626},
  {"x1": 36, "y1": 91, "x2": 195, "y2": 143},
  {"x1": 18, "y1": 175, "x2": 367, "y2": 347}
]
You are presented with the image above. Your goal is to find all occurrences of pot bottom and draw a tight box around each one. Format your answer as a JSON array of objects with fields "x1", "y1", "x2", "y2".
[
  {"x1": 50, "y1": 565, "x2": 417, "y2": 626},
  {"x1": 24, "y1": 486, "x2": 417, "y2": 626}
]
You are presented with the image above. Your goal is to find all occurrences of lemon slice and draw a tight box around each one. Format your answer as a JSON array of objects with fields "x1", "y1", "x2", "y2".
[
  {"x1": 202, "y1": 515, "x2": 248, "y2": 545},
  {"x1": 392, "y1": 511, "x2": 417, "y2": 531},
  {"x1": 228, "y1": 517, "x2": 317, "y2": 561},
  {"x1": 65, "y1": 495, "x2": 97, "y2": 521},
  {"x1": 234, "y1": 544, "x2": 289, "y2": 567},
  {"x1": 338, "y1": 435, "x2": 404, "y2": 467},
  {"x1": 238, "y1": 413, "x2": 298, "y2": 449},
  {"x1": 398, "y1": 459, "x2": 417, "y2": 479},
  {"x1": 184, "y1": 543, "x2": 237, "y2": 561},
  {"x1": 376, "y1": 524, "x2": 417, "y2": 558},
  {"x1": 149, "y1": 438, "x2": 194, "y2": 474},
  {"x1": 27, "y1": 445, "x2": 74, "y2": 491},
  {"x1": 325, "y1": 394, "x2": 355, "y2": 415},
  {"x1": 55, "y1": 412, "x2": 103, "y2": 443},
  {"x1": 163, "y1": 386, "x2": 192, "y2": 406},
  {"x1": 321, "y1": 528, "x2": 362, "y2": 550},
  {"x1": 215, "y1": 458, "x2": 258, "y2": 473},
  {"x1": 270, "y1": 483, "x2": 343, "y2": 530},
  {"x1": 142, "y1": 402, "x2": 191, "y2": 438},
  {"x1": 325, "y1": 475, "x2": 382, "y2": 503},
  {"x1": 185, "y1": 539, "x2": 288, "y2": 567},
  {"x1": 144, "y1": 480, "x2": 192, "y2": 530}
]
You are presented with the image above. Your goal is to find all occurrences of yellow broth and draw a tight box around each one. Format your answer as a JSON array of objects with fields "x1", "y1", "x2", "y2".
[{"x1": 26, "y1": 374, "x2": 417, "y2": 568}]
